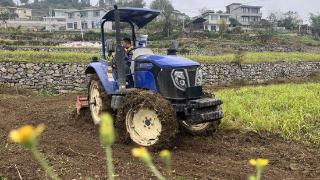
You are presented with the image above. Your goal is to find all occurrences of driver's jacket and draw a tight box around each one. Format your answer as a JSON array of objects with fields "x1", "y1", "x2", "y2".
[{"x1": 125, "y1": 46, "x2": 134, "y2": 60}]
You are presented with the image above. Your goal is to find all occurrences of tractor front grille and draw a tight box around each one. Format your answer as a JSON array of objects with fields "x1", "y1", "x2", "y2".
[
  {"x1": 157, "y1": 66, "x2": 201, "y2": 100},
  {"x1": 186, "y1": 68, "x2": 197, "y2": 87}
]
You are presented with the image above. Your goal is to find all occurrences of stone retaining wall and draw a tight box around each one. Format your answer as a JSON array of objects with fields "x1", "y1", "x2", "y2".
[
  {"x1": 0, "y1": 62, "x2": 89, "y2": 93},
  {"x1": 1, "y1": 61, "x2": 319, "y2": 92},
  {"x1": 201, "y1": 62, "x2": 320, "y2": 86}
]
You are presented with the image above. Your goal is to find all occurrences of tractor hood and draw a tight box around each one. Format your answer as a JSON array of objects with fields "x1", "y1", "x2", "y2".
[{"x1": 137, "y1": 55, "x2": 200, "y2": 68}]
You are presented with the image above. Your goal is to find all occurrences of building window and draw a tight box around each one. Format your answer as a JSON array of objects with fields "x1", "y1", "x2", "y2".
[
  {"x1": 80, "y1": 11, "x2": 88, "y2": 18},
  {"x1": 68, "y1": 13, "x2": 74, "y2": 19},
  {"x1": 251, "y1": 8, "x2": 259, "y2": 13},
  {"x1": 247, "y1": 16, "x2": 260, "y2": 22},
  {"x1": 242, "y1": 8, "x2": 249, "y2": 13},
  {"x1": 242, "y1": 16, "x2": 250, "y2": 22},
  {"x1": 82, "y1": 22, "x2": 88, "y2": 29},
  {"x1": 67, "y1": 23, "x2": 73, "y2": 29},
  {"x1": 211, "y1": 15, "x2": 217, "y2": 20},
  {"x1": 220, "y1": 16, "x2": 228, "y2": 21},
  {"x1": 94, "y1": 11, "x2": 100, "y2": 17},
  {"x1": 92, "y1": 21, "x2": 95, "y2": 28},
  {"x1": 74, "y1": 22, "x2": 78, "y2": 29}
]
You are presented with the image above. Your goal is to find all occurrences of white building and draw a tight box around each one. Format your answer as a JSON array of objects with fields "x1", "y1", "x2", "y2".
[
  {"x1": 226, "y1": 3, "x2": 262, "y2": 29},
  {"x1": 202, "y1": 10, "x2": 231, "y2": 32},
  {"x1": 43, "y1": 9, "x2": 70, "y2": 32},
  {"x1": 65, "y1": 8, "x2": 112, "y2": 32}
]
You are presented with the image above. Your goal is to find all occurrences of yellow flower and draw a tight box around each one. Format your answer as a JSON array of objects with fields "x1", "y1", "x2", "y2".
[
  {"x1": 249, "y1": 158, "x2": 269, "y2": 167},
  {"x1": 100, "y1": 113, "x2": 115, "y2": 146},
  {"x1": 132, "y1": 147, "x2": 151, "y2": 163},
  {"x1": 9, "y1": 124, "x2": 45, "y2": 147},
  {"x1": 159, "y1": 149, "x2": 171, "y2": 159}
]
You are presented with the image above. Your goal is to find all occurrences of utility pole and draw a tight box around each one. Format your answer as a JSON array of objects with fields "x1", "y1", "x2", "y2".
[
  {"x1": 182, "y1": 17, "x2": 185, "y2": 31},
  {"x1": 78, "y1": 14, "x2": 84, "y2": 41}
]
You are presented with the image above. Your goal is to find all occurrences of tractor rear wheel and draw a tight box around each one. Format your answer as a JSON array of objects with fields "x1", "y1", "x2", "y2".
[
  {"x1": 88, "y1": 74, "x2": 111, "y2": 124},
  {"x1": 116, "y1": 90, "x2": 178, "y2": 149}
]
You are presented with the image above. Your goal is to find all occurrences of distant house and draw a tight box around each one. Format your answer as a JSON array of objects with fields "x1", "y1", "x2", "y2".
[
  {"x1": 0, "y1": 6, "x2": 32, "y2": 20},
  {"x1": 15, "y1": 7, "x2": 32, "y2": 20},
  {"x1": 299, "y1": 24, "x2": 312, "y2": 35},
  {"x1": 202, "y1": 10, "x2": 231, "y2": 32},
  {"x1": 172, "y1": 10, "x2": 188, "y2": 21},
  {"x1": 226, "y1": 3, "x2": 262, "y2": 29},
  {"x1": 43, "y1": 9, "x2": 70, "y2": 32},
  {"x1": 188, "y1": 16, "x2": 206, "y2": 32},
  {"x1": 65, "y1": 8, "x2": 112, "y2": 32},
  {"x1": 0, "y1": 6, "x2": 16, "y2": 20},
  {"x1": 31, "y1": 9, "x2": 49, "y2": 21},
  {"x1": 0, "y1": 6, "x2": 45, "y2": 30}
]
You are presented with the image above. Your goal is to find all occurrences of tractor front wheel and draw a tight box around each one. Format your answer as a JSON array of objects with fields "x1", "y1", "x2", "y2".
[
  {"x1": 89, "y1": 74, "x2": 111, "y2": 124},
  {"x1": 180, "y1": 92, "x2": 222, "y2": 135},
  {"x1": 117, "y1": 90, "x2": 178, "y2": 149},
  {"x1": 180, "y1": 120, "x2": 221, "y2": 136}
]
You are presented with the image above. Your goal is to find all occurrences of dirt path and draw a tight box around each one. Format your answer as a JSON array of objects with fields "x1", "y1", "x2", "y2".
[{"x1": 0, "y1": 89, "x2": 319, "y2": 179}]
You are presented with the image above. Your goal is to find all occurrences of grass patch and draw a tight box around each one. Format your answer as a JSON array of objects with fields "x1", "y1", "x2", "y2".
[
  {"x1": 1, "y1": 51, "x2": 320, "y2": 64},
  {"x1": 216, "y1": 83, "x2": 320, "y2": 144},
  {"x1": 0, "y1": 50, "x2": 98, "y2": 63},
  {"x1": 186, "y1": 52, "x2": 320, "y2": 63}
]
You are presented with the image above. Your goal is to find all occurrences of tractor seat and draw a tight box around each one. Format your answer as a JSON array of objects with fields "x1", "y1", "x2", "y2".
[{"x1": 130, "y1": 48, "x2": 154, "y2": 73}]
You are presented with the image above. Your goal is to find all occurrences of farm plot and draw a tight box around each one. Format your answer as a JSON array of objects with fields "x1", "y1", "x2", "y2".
[
  {"x1": 0, "y1": 85, "x2": 319, "y2": 179},
  {"x1": 1, "y1": 50, "x2": 320, "y2": 63}
]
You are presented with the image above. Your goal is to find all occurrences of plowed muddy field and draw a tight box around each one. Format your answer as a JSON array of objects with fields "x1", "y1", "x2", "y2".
[{"x1": 0, "y1": 87, "x2": 319, "y2": 179}]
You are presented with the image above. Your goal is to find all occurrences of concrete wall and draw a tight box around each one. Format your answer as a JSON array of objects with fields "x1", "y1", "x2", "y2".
[{"x1": 0, "y1": 61, "x2": 319, "y2": 93}]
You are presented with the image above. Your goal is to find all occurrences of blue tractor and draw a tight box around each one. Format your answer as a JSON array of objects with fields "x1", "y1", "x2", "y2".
[{"x1": 76, "y1": 6, "x2": 223, "y2": 148}]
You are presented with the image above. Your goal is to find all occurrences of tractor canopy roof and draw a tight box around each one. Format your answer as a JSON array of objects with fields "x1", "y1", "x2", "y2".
[{"x1": 102, "y1": 8, "x2": 160, "y2": 28}]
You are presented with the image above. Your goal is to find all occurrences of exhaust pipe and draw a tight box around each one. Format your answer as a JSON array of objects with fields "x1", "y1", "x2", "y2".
[{"x1": 167, "y1": 40, "x2": 179, "y2": 55}]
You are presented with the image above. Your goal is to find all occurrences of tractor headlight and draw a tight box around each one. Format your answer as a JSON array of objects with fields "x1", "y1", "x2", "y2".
[
  {"x1": 171, "y1": 70, "x2": 187, "y2": 91},
  {"x1": 195, "y1": 68, "x2": 203, "y2": 86}
]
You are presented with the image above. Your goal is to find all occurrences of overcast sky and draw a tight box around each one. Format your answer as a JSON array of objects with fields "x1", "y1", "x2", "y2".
[{"x1": 90, "y1": 0, "x2": 320, "y2": 23}]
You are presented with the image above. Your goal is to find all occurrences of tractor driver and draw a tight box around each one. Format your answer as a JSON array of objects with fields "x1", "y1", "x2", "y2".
[
  {"x1": 122, "y1": 37, "x2": 134, "y2": 60},
  {"x1": 122, "y1": 37, "x2": 134, "y2": 87}
]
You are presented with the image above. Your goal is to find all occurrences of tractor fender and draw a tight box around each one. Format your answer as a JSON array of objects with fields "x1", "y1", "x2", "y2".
[{"x1": 85, "y1": 62, "x2": 118, "y2": 94}]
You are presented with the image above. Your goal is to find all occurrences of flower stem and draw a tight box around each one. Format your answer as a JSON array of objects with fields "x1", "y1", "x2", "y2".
[
  {"x1": 105, "y1": 146, "x2": 115, "y2": 180},
  {"x1": 164, "y1": 159, "x2": 172, "y2": 176},
  {"x1": 30, "y1": 147, "x2": 60, "y2": 180},
  {"x1": 147, "y1": 161, "x2": 165, "y2": 180},
  {"x1": 256, "y1": 167, "x2": 262, "y2": 180}
]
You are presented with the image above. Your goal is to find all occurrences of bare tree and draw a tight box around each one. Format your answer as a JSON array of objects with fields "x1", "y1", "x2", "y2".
[
  {"x1": 117, "y1": 0, "x2": 145, "y2": 8},
  {"x1": 150, "y1": 0, "x2": 175, "y2": 37},
  {"x1": 310, "y1": 13, "x2": 320, "y2": 38}
]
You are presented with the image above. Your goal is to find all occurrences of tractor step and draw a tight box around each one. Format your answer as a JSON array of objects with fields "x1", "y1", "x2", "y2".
[{"x1": 76, "y1": 96, "x2": 89, "y2": 115}]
